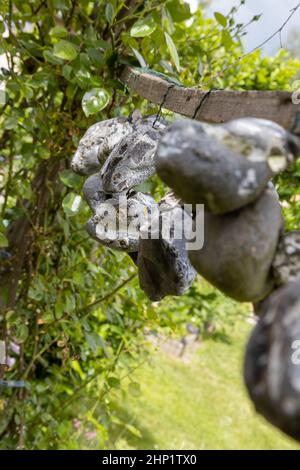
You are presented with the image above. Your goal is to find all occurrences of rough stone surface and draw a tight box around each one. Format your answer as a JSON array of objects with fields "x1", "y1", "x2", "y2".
[
  {"x1": 71, "y1": 117, "x2": 133, "y2": 175},
  {"x1": 273, "y1": 231, "x2": 300, "y2": 286},
  {"x1": 82, "y1": 173, "x2": 109, "y2": 211},
  {"x1": 86, "y1": 190, "x2": 155, "y2": 252},
  {"x1": 222, "y1": 118, "x2": 300, "y2": 173},
  {"x1": 155, "y1": 118, "x2": 300, "y2": 214},
  {"x1": 101, "y1": 116, "x2": 167, "y2": 193},
  {"x1": 244, "y1": 278, "x2": 300, "y2": 442},
  {"x1": 138, "y1": 195, "x2": 196, "y2": 301},
  {"x1": 189, "y1": 187, "x2": 284, "y2": 302}
]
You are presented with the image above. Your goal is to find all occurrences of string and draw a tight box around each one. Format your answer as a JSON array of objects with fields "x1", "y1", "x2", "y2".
[
  {"x1": 290, "y1": 107, "x2": 300, "y2": 135},
  {"x1": 192, "y1": 89, "x2": 214, "y2": 120},
  {"x1": 152, "y1": 84, "x2": 175, "y2": 128}
]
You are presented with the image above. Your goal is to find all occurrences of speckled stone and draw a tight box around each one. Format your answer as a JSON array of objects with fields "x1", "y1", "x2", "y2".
[
  {"x1": 82, "y1": 173, "x2": 109, "y2": 211},
  {"x1": 138, "y1": 195, "x2": 196, "y2": 301},
  {"x1": 244, "y1": 278, "x2": 300, "y2": 442},
  {"x1": 155, "y1": 118, "x2": 300, "y2": 214},
  {"x1": 189, "y1": 187, "x2": 284, "y2": 302},
  {"x1": 86, "y1": 191, "x2": 155, "y2": 252},
  {"x1": 272, "y1": 231, "x2": 300, "y2": 286},
  {"x1": 101, "y1": 116, "x2": 167, "y2": 193},
  {"x1": 71, "y1": 117, "x2": 133, "y2": 175}
]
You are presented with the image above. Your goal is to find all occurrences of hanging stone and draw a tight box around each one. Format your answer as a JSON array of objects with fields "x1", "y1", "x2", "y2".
[
  {"x1": 101, "y1": 116, "x2": 167, "y2": 193},
  {"x1": 138, "y1": 194, "x2": 196, "y2": 301},
  {"x1": 272, "y1": 231, "x2": 300, "y2": 286},
  {"x1": 86, "y1": 190, "x2": 155, "y2": 253},
  {"x1": 244, "y1": 278, "x2": 300, "y2": 442},
  {"x1": 220, "y1": 118, "x2": 300, "y2": 173},
  {"x1": 71, "y1": 116, "x2": 133, "y2": 175},
  {"x1": 82, "y1": 173, "x2": 109, "y2": 211},
  {"x1": 188, "y1": 187, "x2": 284, "y2": 302},
  {"x1": 155, "y1": 118, "x2": 300, "y2": 214}
]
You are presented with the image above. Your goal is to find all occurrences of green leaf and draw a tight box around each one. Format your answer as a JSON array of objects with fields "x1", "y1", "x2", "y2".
[
  {"x1": 53, "y1": 0, "x2": 71, "y2": 10},
  {"x1": 130, "y1": 17, "x2": 156, "y2": 38},
  {"x1": 0, "y1": 233, "x2": 8, "y2": 248},
  {"x1": 62, "y1": 193, "x2": 83, "y2": 216},
  {"x1": 82, "y1": 88, "x2": 110, "y2": 116},
  {"x1": 49, "y1": 26, "x2": 68, "y2": 38},
  {"x1": 12, "y1": 323, "x2": 29, "y2": 344},
  {"x1": 128, "y1": 381, "x2": 141, "y2": 397},
  {"x1": 221, "y1": 30, "x2": 234, "y2": 50},
  {"x1": 53, "y1": 40, "x2": 78, "y2": 61},
  {"x1": 105, "y1": 3, "x2": 114, "y2": 24},
  {"x1": 125, "y1": 423, "x2": 142, "y2": 438},
  {"x1": 131, "y1": 47, "x2": 146, "y2": 67},
  {"x1": 85, "y1": 332, "x2": 106, "y2": 354},
  {"x1": 59, "y1": 169, "x2": 82, "y2": 189},
  {"x1": 164, "y1": 32, "x2": 180, "y2": 72},
  {"x1": 43, "y1": 49, "x2": 64, "y2": 65},
  {"x1": 214, "y1": 12, "x2": 228, "y2": 28},
  {"x1": 107, "y1": 376, "x2": 121, "y2": 389}
]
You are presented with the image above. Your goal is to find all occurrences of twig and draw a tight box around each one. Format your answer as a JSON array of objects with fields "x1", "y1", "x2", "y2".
[{"x1": 198, "y1": 2, "x2": 300, "y2": 88}]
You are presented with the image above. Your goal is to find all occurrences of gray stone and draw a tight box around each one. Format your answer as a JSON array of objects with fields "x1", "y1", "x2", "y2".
[
  {"x1": 273, "y1": 231, "x2": 300, "y2": 286},
  {"x1": 86, "y1": 191, "x2": 155, "y2": 253},
  {"x1": 244, "y1": 278, "x2": 300, "y2": 442},
  {"x1": 189, "y1": 187, "x2": 284, "y2": 302},
  {"x1": 138, "y1": 195, "x2": 196, "y2": 301},
  {"x1": 101, "y1": 116, "x2": 167, "y2": 193},
  {"x1": 223, "y1": 118, "x2": 300, "y2": 173},
  {"x1": 155, "y1": 118, "x2": 300, "y2": 214},
  {"x1": 82, "y1": 173, "x2": 109, "y2": 211},
  {"x1": 71, "y1": 117, "x2": 133, "y2": 175}
]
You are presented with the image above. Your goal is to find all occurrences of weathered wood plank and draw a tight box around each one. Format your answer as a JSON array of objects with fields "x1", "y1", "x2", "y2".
[{"x1": 121, "y1": 66, "x2": 299, "y2": 131}]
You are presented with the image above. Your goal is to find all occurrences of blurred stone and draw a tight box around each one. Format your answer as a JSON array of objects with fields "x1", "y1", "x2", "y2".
[
  {"x1": 189, "y1": 187, "x2": 283, "y2": 302},
  {"x1": 244, "y1": 278, "x2": 300, "y2": 442},
  {"x1": 155, "y1": 118, "x2": 300, "y2": 214},
  {"x1": 273, "y1": 231, "x2": 300, "y2": 286},
  {"x1": 86, "y1": 191, "x2": 155, "y2": 252},
  {"x1": 138, "y1": 195, "x2": 196, "y2": 301},
  {"x1": 101, "y1": 116, "x2": 167, "y2": 193},
  {"x1": 223, "y1": 118, "x2": 300, "y2": 173}
]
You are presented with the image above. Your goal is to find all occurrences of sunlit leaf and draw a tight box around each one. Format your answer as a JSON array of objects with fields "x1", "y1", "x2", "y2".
[
  {"x1": 130, "y1": 17, "x2": 156, "y2": 37},
  {"x1": 164, "y1": 32, "x2": 180, "y2": 72},
  {"x1": 128, "y1": 381, "x2": 141, "y2": 397},
  {"x1": 59, "y1": 169, "x2": 82, "y2": 189},
  {"x1": 62, "y1": 193, "x2": 83, "y2": 216},
  {"x1": 53, "y1": 40, "x2": 78, "y2": 61},
  {"x1": 82, "y1": 88, "x2": 110, "y2": 116},
  {"x1": 214, "y1": 11, "x2": 228, "y2": 28},
  {"x1": 105, "y1": 3, "x2": 114, "y2": 24}
]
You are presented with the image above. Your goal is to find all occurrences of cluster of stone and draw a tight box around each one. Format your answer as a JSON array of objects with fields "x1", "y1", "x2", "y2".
[
  {"x1": 71, "y1": 113, "x2": 196, "y2": 300},
  {"x1": 155, "y1": 116, "x2": 300, "y2": 441}
]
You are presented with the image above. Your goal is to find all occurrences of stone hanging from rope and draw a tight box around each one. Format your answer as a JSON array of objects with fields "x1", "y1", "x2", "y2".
[
  {"x1": 71, "y1": 113, "x2": 196, "y2": 300},
  {"x1": 72, "y1": 110, "x2": 300, "y2": 442},
  {"x1": 155, "y1": 118, "x2": 300, "y2": 214}
]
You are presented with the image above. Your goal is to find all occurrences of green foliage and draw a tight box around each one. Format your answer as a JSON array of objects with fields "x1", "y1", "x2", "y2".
[{"x1": 0, "y1": 0, "x2": 299, "y2": 450}]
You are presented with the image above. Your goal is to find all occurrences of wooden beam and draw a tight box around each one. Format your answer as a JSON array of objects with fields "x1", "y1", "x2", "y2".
[{"x1": 121, "y1": 66, "x2": 299, "y2": 132}]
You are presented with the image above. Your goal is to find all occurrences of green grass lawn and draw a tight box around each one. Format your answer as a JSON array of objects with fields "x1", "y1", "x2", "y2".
[{"x1": 108, "y1": 318, "x2": 299, "y2": 450}]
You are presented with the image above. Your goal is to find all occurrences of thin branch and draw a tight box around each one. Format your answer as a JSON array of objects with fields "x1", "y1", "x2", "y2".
[{"x1": 198, "y1": 2, "x2": 300, "y2": 88}]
